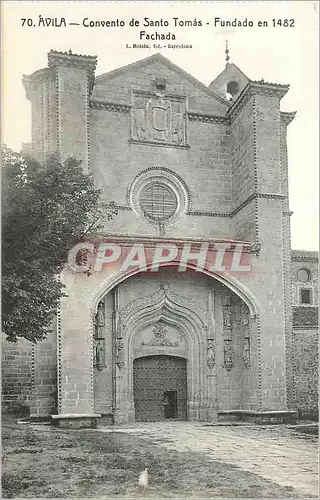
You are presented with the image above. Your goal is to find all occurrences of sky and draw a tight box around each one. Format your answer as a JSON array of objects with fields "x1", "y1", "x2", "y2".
[{"x1": 1, "y1": 1, "x2": 318, "y2": 250}]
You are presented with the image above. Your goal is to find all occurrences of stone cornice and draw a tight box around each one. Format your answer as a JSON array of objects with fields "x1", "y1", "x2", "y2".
[
  {"x1": 89, "y1": 99, "x2": 131, "y2": 113},
  {"x1": 255, "y1": 192, "x2": 287, "y2": 200},
  {"x1": 88, "y1": 101, "x2": 294, "y2": 132},
  {"x1": 227, "y1": 81, "x2": 290, "y2": 123},
  {"x1": 231, "y1": 192, "x2": 287, "y2": 217},
  {"x1": 128, "y1": 139, "x2": 190, "y2": 150},
  {"x1": 280, "y1": 111, "x2": 297, "y2": 126},
  {"x1": 292, "y1": 325, "x2": 318, "y2": 330},
  {"x1": 250, "y1": 81, "x2": 290, "y2": 98},
  {"x1": 89, "y1": 103, "x2": 230, "y2": 126},
  {"x1": 48, "y1": 50, "x2": 97, "y2": 93},
  {"x1": 187, "y1": 210, "x2": 229, "y2": 217},
  {"x1": 22, "y1": 68, "x2": 52, "y2": 99},
  {"x1": 115, "y1": 192, "x2": 287, "y2": 219},
  {"x1": 48, "y1": 50, "x2": 97, "y2": 70},
  {"x1": 188, "y1": 112, "x2": 229, "y2": 125},
  {"x1": 291, "y1": 250, "x2": 318, "y2": 262},
  {"x1": 193, "y1": 192, "x2": 287, "y2": 218},
  {"x1": 95, "y1": 234, "x2": 254, "y2": 251}
]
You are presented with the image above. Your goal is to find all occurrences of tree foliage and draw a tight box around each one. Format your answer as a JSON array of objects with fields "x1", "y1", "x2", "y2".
[{"x1": 2, "y1": 146, "x2": 117, "y2": 342}]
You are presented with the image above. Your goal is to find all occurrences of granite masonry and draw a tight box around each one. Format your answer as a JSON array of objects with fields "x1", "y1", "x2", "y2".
[{"x1": 2, "y1": 50, "x2": 318, "y2": 426}]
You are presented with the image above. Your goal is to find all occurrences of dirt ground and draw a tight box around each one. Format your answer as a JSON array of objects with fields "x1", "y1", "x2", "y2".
[{"x1": 1, "y1": 417, "x2": 318, "y2": 499}]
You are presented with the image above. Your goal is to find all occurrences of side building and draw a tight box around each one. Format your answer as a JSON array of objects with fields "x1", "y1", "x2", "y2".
[{"x1": 291, "y1": 250, "x2": 318, "y2": 419}]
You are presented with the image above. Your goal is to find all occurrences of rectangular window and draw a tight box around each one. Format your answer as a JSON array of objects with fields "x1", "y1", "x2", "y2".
[{"x1": 300, "y1": 289, "x2": 312, "y2": 304}]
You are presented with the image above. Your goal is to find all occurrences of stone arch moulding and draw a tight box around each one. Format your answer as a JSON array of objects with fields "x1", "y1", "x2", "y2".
[
  {"x1": 116, "y1": 285, "x2": 208, "y2": 422},
  {"x1": 90, "y1": 262, "x2": 259, "y2": 319}
]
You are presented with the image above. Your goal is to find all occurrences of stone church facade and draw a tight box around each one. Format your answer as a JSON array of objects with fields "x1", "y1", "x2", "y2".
[{"x1": 2, "y1": 50, "x2": 318, "y2": 426}]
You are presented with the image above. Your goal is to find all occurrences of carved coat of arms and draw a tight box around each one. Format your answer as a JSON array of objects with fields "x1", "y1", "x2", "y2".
[
  {"x1": 132, "y1": 90, "x2": 186, "y2": 146},
  {"x1": 141, "y1": 323, "x2": 179, "y2": 347}
]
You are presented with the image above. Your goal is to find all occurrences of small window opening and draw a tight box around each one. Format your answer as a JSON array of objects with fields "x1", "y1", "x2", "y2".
[
  {"x1": 300, "y1": 289, "x2": 312, "y2": 305},
  {"x1": 226, "y1": 80, "x2": 240, "y2": 99}
]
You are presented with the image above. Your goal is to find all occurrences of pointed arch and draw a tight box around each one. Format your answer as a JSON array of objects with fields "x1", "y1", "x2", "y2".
[
  {"x1": 116, "y1": 285, "x2": 207, "y2": 422},
  {"x1": 90, "y1": 262, "x2": 259, "y2": 319}
]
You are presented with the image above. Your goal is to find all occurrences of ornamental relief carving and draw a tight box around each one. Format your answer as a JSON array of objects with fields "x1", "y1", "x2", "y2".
[
  {"x1": 222, "y1": 295, "x2": 233, "y2": 331},
  {"x1": 207, "y1": 339, "x2": 215, "y2": 368},
  {"x1": 93, "y1": 301, "x2": 106, "y2": 370},
  {"x1": 116, "y1": 337, "x2": 124, "y2": 368},
  {"x1": 131, "y1": 90, "x2": 187, "y2": 146},
  {"x1": 119, "y1": 285, "x2": 207, "y2": 337},
  {"x1": 224, "y1": 339, "x2": 233, "y2": 371},
  {"x1": 242, "y1": 337, "x2": 250, "y2": 369},
  {"x1": 222, "y1": 295, "x2": 233, "y2": 370},
  {"x1": 242, "y1": 303, "x2": 251, "y2": 369},
  {"x1": 141, "y1": 322, "x2": 179, "y2": 347}
]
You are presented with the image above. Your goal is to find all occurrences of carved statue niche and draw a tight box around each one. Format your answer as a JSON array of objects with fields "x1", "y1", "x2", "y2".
[
  {"x1": 95, "y1": 301, "x2": 105, "y2": 339},
  {"x1": 242, "y1": 338, "x2": 250, "y2": 369},
  {"x1": 116, "y1": 337, "x2": 124, "y2": 369},
  {"x1": 242, "y1": 304, "x2": 250, "y2": 329},
  {"x1": 222, "y1": 295, "x2": 233, "y2": 330},
  {"x1": 242, "y1": 304, "x2": 250, "y2": 369},
  {"x1": 93, "y1": 301, "x2": 105, "y2": 370},
  {"x1": 222, "y1": 295, "x2": 231, "y2": 306},
  {"x1": 207, "y1": 339, "x2": 215, "y2": 368},
  {"x1": 94, "y1": 339, "x2": 105, "y2": 371},
  {"x1": 224, "y1": 339, "x2": 233, "y2": 371},
  {"x1": 223, "y1": 307, "x2": 232, "y2": 329}
]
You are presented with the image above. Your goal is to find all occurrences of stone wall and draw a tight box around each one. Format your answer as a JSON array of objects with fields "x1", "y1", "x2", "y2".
[
  {"x1": 2, "y1": 335, "x2": 33, "y2": 414},
  {"x1": 293, "y1": 328, "x2": 318, "y2": 419},
  {"x1": 2, "y1": 326, "x2": 57, "y2": 418},
  {"x1": 31, "y1": 327, "x2": 57, "y2": 417},
  {"x1": 231, "y1": 99, "x2": 254, "y2": 209}
]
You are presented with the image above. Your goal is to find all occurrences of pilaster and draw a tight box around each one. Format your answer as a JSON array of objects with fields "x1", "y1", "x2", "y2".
[{"x1": 48, "y1": 50, "x2": 97, "y2": 172}]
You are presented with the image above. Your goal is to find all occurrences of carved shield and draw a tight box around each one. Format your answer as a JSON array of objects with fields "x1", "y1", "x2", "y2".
[{"x1": 147, "y1": 97, "x2": 172, "y2": 141}]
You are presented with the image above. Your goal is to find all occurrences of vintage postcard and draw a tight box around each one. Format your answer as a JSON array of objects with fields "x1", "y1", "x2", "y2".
[{"x1": 1, "y1": 1, "x2": 318, "y2": 499}]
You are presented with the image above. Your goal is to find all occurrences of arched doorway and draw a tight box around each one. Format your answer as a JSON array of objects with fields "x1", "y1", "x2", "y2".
[{"x1": 133, "y1": 355, "x2": 187, "y2": 422}]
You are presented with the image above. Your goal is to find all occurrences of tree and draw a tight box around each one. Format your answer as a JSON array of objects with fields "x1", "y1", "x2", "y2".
[{"x1": 2, "y1": 146, "x2": 117, "y2": 342}]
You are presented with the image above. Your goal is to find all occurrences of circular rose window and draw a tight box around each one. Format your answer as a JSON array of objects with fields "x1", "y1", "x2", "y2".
[
  {"x1": 140, "y1": 183, "x2": 178, "y2": 222},
  {"x1": 128, "y1": 167, "x2": 190, "y2": 227},
  {"x1": 297, "y1": 268, "x2": 310, "y2": 283}
]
